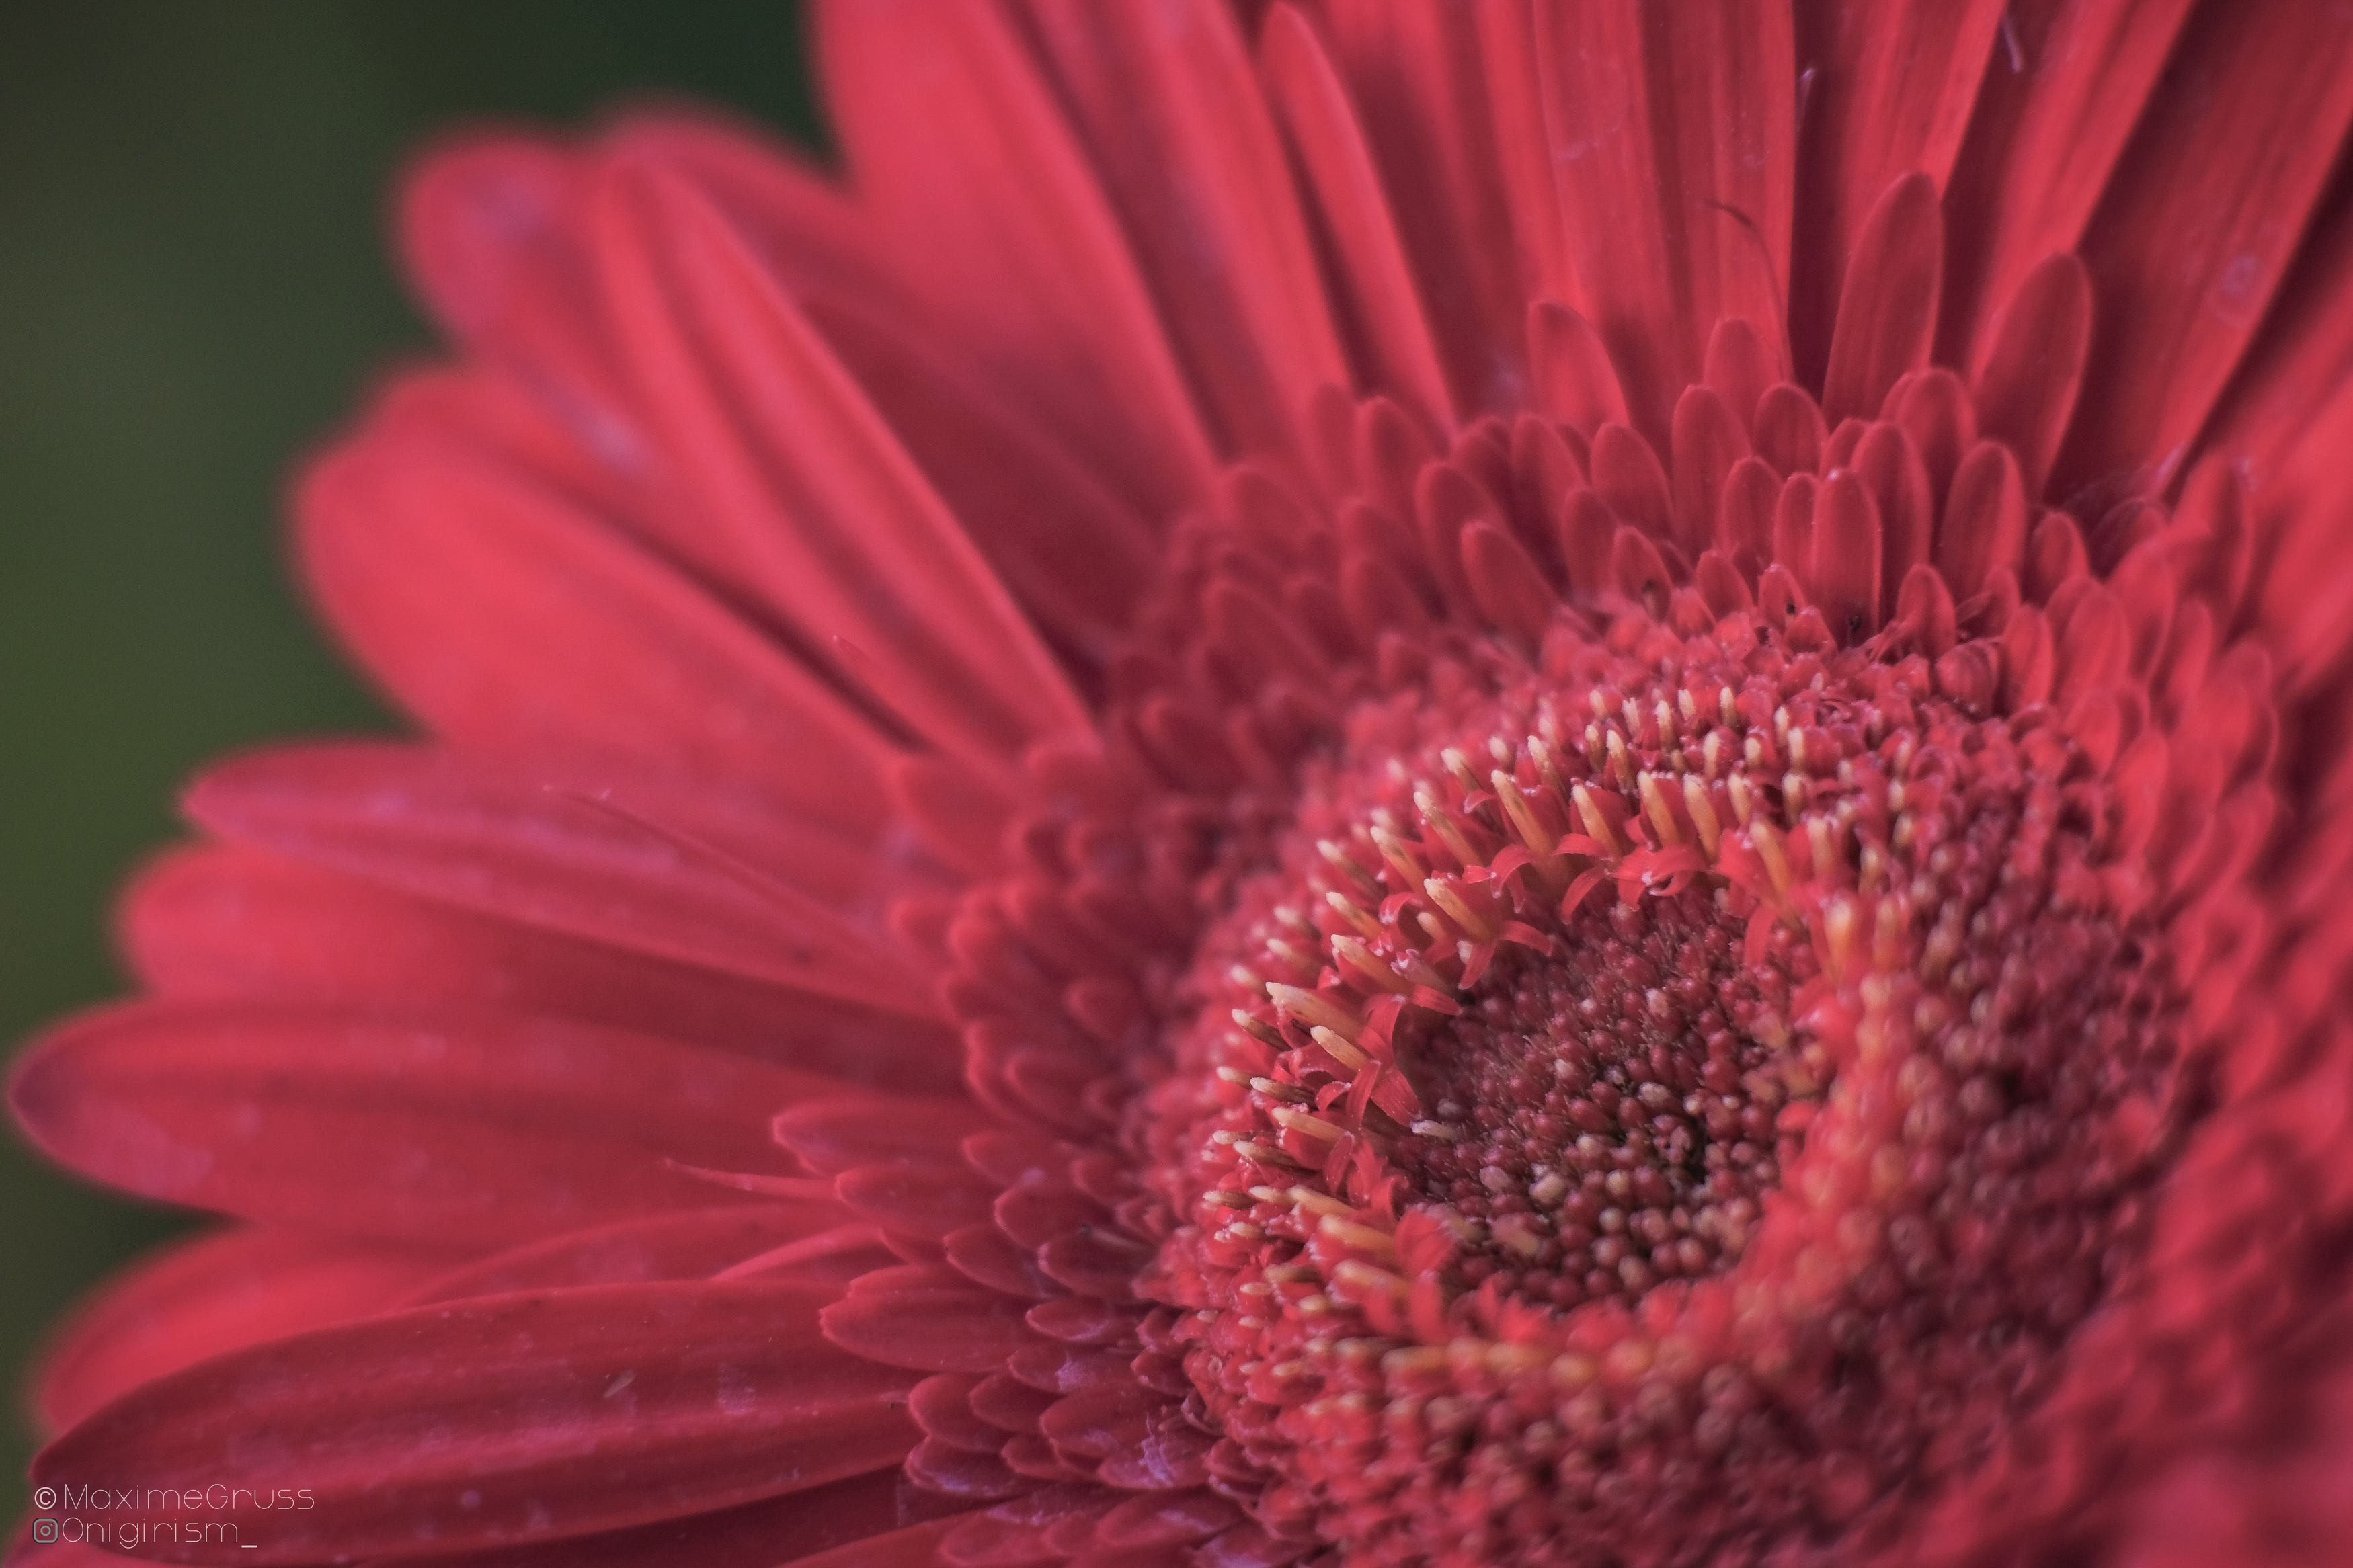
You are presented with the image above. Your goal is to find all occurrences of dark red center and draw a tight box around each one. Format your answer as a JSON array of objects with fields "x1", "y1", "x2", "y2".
[{"x1": 1392, "y1": 892, "x2": 1808, "y2": 1313}]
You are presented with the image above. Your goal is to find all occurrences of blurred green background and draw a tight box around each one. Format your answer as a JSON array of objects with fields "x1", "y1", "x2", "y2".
[{"x1": 0, "y1": 1, "x2": 814, "y2": 1521}]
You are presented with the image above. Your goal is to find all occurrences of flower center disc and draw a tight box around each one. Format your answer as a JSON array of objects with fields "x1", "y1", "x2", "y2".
[
  {"x1": 1392, "y1": 889, "x2": 1806, "y2": 1313},
  {"x1": 1136, "y1": 610, "x2": 2188, "y2": 1563}
]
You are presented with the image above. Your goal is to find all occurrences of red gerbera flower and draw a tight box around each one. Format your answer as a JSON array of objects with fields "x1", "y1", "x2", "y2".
[{"x1": 15, "y1": 2, "x2": 2353, "y2": 1564}]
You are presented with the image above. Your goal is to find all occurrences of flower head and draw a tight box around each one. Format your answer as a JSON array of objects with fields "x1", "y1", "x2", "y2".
[{"x1": 16, "y1": 3, "x2": 2353, "y2": 1566}]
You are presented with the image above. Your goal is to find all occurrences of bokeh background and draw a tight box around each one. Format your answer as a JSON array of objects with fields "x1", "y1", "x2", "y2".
[{"x1": 0, "y1": 1, "x2": 815, "y2": 1519}]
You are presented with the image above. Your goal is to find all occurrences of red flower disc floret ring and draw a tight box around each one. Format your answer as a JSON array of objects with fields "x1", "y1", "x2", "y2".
[{"x1": 1135, "y1": 608, "x2": 2190, "y2": 1564}]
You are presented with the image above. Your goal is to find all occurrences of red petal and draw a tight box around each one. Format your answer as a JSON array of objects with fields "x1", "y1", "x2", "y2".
[
  {"x1": 1462, "y1": 522, "x2": 1557, "y2": 643},
  {"x1": 1810, "y1": 470, "x2": 1883, "y2": 639},
  {"x1": 993, "y1": 1180, "x2": 1109, "y2": 1253},
  {"x1": 796, "y1": 1517, "x2": 973, "y2": 1568},
  {"x1": 945, "y1": 1225, "x2": 1060, "y2": 1301},
  {"x1": 297, "y1": 411, "x2": 900, "y2": 833},
  {"x1": 389, "y1": 1469, "x2": 955, "y2": 1568},
  {"x1": 403, "y1": 1205, "x2": 864, "y2": 1305},
  {"x1": 1095, "y1": 1489, "x2": 1241, "y2": 1550},
  {"x1": 1938, "y1": 0, "x2": 2197, "y2": 360},
  {"x1": 10, "y1": 1002, "x2": 822, "y2": 1247},
  {"x1": 1479, "y1": 0, "x2": 1573, "y2": 310},
  {"x1": 184, "y1": 742, "x2": 934, "y2": 1014},
  {"x1": 1021, "y1": 0, "x2": 1352, "y2": 456},
  {"x1": 1772, "y1": 474, "x2": 1818, "y2": 588},
  {"x1": 1671, "y1": 387, "x2": 1753, "y2": 560},
  {"x1": 824, "y1": 1265, "x2": 1042, "y2": 1374},
  {"x1": 1882, "y1": 367, "x2": 1976, "y2": 499},
  {"x1": 2057, "y1": 1, "x2": 2353, "y2": 499},
  {"x1": 1529, "y1": 301, "x2": 1632, "y2": 434},
  {"x1": 407, "y1": 118, "x2": 1150, "y2": 688},
  {"x1": 774, "y1": 1096, "x2": 988, "y2": 1178},
  {"x1": 1970, "y1": 252, "x2": 2091, "y2": 495},
  {"x1": 32, "y1": 1228, "x2": 437, "y2": 1434},
  {"x1": 1410, "y1": 462, "x2": 1492, "y2": 617},
  {"x1": 395, "y1": 141, "x2": 839, "y2": 626},
  {"x1": 1823, "y1": 174, "x2": 1944, "y2": 425},
  {"x1": 906, "y1": 1440, "x2": 1028, "y2": 1501},
  {"x1": 1590, "y1": 423, "x2": 1675, "y2": 542},
  {"x1": 396, "y1": 134, "x2": 622, "y2": 426},
  {"x1": 1894, "y1": 563, "x2": 1959, "y2": 657},
  {"x1": 30, "y1": 1282, "x2": 918, "y2": 1564},
  {"x1": 1938, "y1": 440, "x2": 2032, "y2": 604},
  {"x1": 1309, "y1": 4, "x2": 1529, "y2": 413},
  {"x1": 592, "y1": 165, "x2": 1090, "y2": 761},
  {"x1": 1260, "y1": 5, "x2": 1455, "y2": 430},
  {"x1": 1199, "y1": 1522, "x2": 1313, "y2": 1568},
  {"x1": 598, "y1": 111, "x2": 885, "y2": 306},
  {"x1": 2055, "y1": 585, "x2": 2130, "y2": 701},
  {"x1": 2208, "y1": 154, "x2": 2353, "y2": 500},
  {"x1": 1851, "y1": 423, "x2": 1934, "y2": 620},
  {"x1": 1753, "y1": 382, "x2": 1827, "y2": 477},
  {"x1": 811, "y1": 0, "x2": 1215, "y2": 514},
  {"x1": 838, "y1": 1162, "x2": 1004, "y2": 1241},
  {"x1": 1531, "y1": 0, "x2": 1795, "y2": 433},
  {"x1": 1788, "y1": 0, "x2": 2004, "y2": 376},
  {"x1": 2002, "y1": 605, "x2": 2057, "y2": 708},
  {"x1": 121, "y1": 843, "x2": 963, "y2": 1094},
  {"x1": 804, "y1": 295, "x2": 1158, "y2": 683},
  {"x1": 912, "y1": 1374, "x2": 1014, "y2": 1454},
  {"x1": 2025, "y1": 510, "x2": 2091, "y2": 602}
]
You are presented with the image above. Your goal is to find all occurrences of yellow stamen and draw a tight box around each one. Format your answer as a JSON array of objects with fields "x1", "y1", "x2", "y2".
[
  {"x1": 1638, "y1": 771, "x2": 1683, "y2": 847},
  {"x1": 1726, "y1": 771, "x2": 1755, "y2": 826},
  {"x1": 1309, "y1": 1024, "x2": 1369, "y2": 1071},
  {"x1": 1439, "y1": 747, "x2": 1482, "y2": 800},
  {"x1": 1491, "y1": 770, "x2": 1557, "y2": 856},
  {"x1": 1414, "y1": 790, "x2": 1481, "y2": 867},
  {"x1": 1572, "y1": 784, "x2": 1624, "y2": 856},
  {"x1": 1289, "y1": 1185, "x2": 1354, "y2": 1217},
  {"x1": 1276, "y1": 1107, "x2": 1344, "y2": 1143},
  {"x1": 1318, "y1": 838, "x2": 1380, "y2": 896},
  {"x1": 1232, "y1": 1140, "x2": 1306, "y2": 1171},
  {"x1": 1333, "y1": 934, "x2": 1412, "y2": 994},
  {"x1": 1529, "y1": 736, "x2": 1569, "y2": 799},
  {"x1": 1370, "y1": 824, "x2": 1425, "y2": 887},
  {"x1": 1267, "y1": 982, "x2": 1363, "y2": 1042},
  {"x1": 1332, "y1": 1259, "x2": 1411, "y2": 1298},
  {"x1": 1319, "y1": 1214, "x2": 1398, "y2": 1254},
  {"x1": 1751, "y1": 819, "x2": 1794, "y2": 899},
  {"x1": 1325, "y1": 889, "x2": 1384, "y2": 940},
  {"x1": 1823, "y1": 894, "x2": 1859, "y2": 979},
  {"x1": 1605, "y1": 727, "x2": 1636, "y2": 789},
  {"x1": 1681, "y1": 774, "x2": 1723, "y2": 859},
  {"x1": 1231, "y1": 1007, "x2": 1284, "y2": 1048},
  {"x1": 1423, "y1": 877, "x2": 1496, "y2": 942}
]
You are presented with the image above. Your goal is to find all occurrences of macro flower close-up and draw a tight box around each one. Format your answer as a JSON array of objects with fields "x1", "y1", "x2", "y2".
[{"x1": 13, "y1": 1, "x2": 2353, "y2": 1564}]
